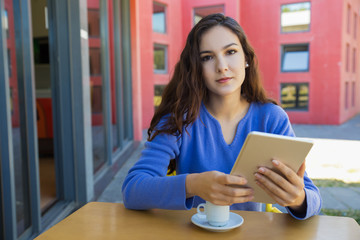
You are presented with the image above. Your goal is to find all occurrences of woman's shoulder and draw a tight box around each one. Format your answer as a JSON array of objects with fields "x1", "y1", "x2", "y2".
[{"x1": 251, "y1": 101, "x2": 288, "y2": 118}]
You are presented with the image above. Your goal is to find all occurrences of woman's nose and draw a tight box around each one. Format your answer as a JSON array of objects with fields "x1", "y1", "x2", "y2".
[{"x1": 216, "y1": 57, "x2": 228, "y2": 73}]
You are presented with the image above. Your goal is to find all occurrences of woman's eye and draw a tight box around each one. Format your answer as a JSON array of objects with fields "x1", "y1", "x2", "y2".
[
  {"x1": 227, "y1": 49, "x2": 237, "y2": 55},
  {"x1": 201, "y1": 55, "x2": 213, "y2": 62}
]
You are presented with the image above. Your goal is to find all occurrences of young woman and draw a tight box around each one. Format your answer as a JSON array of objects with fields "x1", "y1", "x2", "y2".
[{"x1": 122, "y1": 13, "x2": 321, "y2": 220}]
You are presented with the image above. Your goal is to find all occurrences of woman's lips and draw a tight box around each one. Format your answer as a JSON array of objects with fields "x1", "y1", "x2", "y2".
[{"x1": 216, "y1": 77, "x2": 232, "y2": 83}]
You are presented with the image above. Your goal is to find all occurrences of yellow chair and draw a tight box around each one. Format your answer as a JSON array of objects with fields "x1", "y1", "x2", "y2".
[{"x1": 167, "y1": 170, "x2": 281, "y2": 213}]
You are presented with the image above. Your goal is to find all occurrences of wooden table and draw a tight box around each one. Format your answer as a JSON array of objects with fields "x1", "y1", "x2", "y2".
[{"x1": 35, "y1": 202, "x2": 360, "y2": 240}]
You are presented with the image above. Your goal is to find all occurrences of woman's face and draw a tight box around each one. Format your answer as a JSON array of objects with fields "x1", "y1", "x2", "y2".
[{"x1": 199, "y1": 26, "x2": 247, "y2": 100}]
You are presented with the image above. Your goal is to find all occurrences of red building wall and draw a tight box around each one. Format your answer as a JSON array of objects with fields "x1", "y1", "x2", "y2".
[
  {"x1": 340, "y1": 0, "x2": 360, "y2": 123},
  {"x1": 131, "y1": 0, "x2": 360, "y2": 136},
  {"x1": 241, "y1": 0, "x2": 359, "y2": 125}
]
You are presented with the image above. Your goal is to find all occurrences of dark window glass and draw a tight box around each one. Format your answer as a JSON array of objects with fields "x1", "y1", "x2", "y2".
[
  {"x1": 154, "y1": 85, "x2": 166, "y2": 110},
  {"x1": 193, "y1": 5, "x2": 224, "y2": 25},
  {"x1": 354, "y1": 13, "x2": 357, "y2": 39},
  {"x1": 281, "y1": 44, "x2": 309, "y2": 72},
  {"x1": 89, "y1": 48, "x2": 101, "y2": 76},
  {"x1": 352, "y1": 82, "x2": 356, "y2": 107},
  {"x1": 153, "y1": 2, "x2": 166, "y2": 33},
  {"x1": 346, "y1": 44, "x2": 350, "y2": 72},
  {"x1": 281, "y1": 2, "x2": 311, "y2": 33},
  {"x1": 352, "y1": 48, "x2": 356, "y2": 73},
  {"x1": 91, "y1": 86, "x2": 102, "y2": 114},
  {"x1": 33, "y1": 37, "x2": 50, "y2": 64},
  {"x1": 347, "y1": 5, "x2": 351, "y2": 34},
  {"x1": 281, "y1": 83, "x2": 309, "y2": 110},
  {"x1": 154, "y1": 45, "x2": 167, "y2": 73},
  {"x1": 88, "y1": 9, "x2": 100, "y2": 37},
  {"x1": 345, "y1": 82, "x2": 349, "y2": 109}
]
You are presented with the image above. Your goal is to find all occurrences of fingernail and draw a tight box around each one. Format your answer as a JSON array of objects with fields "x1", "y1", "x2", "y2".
[
  {"x1": 254, "y1": 173, "x2": 261, "y2": 179},
  {"x1": 272, "y1": 160, "x2": 279, "y2": 166},
  {"x1": 258, "y1": 167, "x2": 265, "y2": 173}
]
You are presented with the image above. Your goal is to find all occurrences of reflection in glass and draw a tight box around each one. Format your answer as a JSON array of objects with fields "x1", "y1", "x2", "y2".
[
  {"x1": 88, "y1": 9, "x2": 100, "y2": 37},
  {"x1": 281, "y1": 2, "x2": 311, "y2": 32},
  {"x1": 88, "y1": 6, "x2": 106, "y2": 172},
  {"x1": 154, "y1": 45, "x2": 167, "y2": 73},
  {"x1": 281, "y1": 83, "x2": 309, "y2": 110},
  {"x1": 154, "y1": 84, "x2": 166, "y2": 111},
  {"x1": 111, "y1": 80, "x2": 118, "y2": 152},
  {"x1": 193, "y1": 5, "x2": 224, "y2": 25},
  {"x1": 90, "y1": 48, "x2": 101, "y2": 76},
  {"x1": 153, "y1": 3, "x2": 166, "y2": 33},
  {"x1": 31, "y1": 0, "x2": 58, "y2": 214},
  {"x1": 281, "y1": 45, "x2": 309, "y2": 72},
  {"x1": 6, "y1": 0, "x2": 32, "y2": 236}
]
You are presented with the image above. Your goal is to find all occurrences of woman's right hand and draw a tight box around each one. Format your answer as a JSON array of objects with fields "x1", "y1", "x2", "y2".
[{"x1": 185, "y1": 171, "x2": 254, "y2": 205}]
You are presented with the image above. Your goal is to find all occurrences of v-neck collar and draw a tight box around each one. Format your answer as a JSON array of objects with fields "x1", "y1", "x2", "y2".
[{"x1": 201, "y1": 102, "x2": 253, "y2": 147}]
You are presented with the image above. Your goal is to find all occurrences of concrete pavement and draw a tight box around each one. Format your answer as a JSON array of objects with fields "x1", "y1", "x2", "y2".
[{"x1": 97, "y1": 113, "x2": 360, "y2": 212}]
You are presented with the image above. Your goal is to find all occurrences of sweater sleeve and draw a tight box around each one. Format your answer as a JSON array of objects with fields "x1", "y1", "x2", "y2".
[
  {"x1": 266, "y1": 104, "x2": 322, "y2": 219},
  {"x1": 122, "y1": 132, "x2": 192, "y2": 210}
]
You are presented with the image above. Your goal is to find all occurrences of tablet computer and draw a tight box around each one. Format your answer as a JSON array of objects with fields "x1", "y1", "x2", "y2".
[{"x1": 230, "y1": 131, "x2": 313, "y2": 204}]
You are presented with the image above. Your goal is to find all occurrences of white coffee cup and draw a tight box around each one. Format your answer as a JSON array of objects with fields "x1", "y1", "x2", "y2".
[{"x1": 197, "y1": 201, "x2": 230, "y2": 227}]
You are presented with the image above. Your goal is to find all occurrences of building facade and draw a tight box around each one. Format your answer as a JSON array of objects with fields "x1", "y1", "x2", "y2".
[{"x1": 1, "y1": 0, "x2": 359, "y2": 239}]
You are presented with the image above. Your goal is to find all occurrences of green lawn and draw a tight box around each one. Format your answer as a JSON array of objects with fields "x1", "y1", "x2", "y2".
[
  {"x1": 312, "y1": 178, "x2": 360, "y2": 225},
  {"x1": 312, "y1": 179, "x2": 360, "y2": 187},
  {"x1": 321, "y1": 209, "x2": 360, "y2": 225}
]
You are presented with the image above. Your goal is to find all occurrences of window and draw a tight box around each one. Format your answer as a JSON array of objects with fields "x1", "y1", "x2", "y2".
[
  {"x1": 353, "y1": 48, "x2": 356, "y2": 73},
  {"x1": 281, "y1": 44, "x2": 309, "y2": 72},
  {"x1": 154, "y1": 85, "x2": 166, "y2": 110},
  {"x1": 345, "y1": 82, "x2": 349, "y2": 109},
  {"x1": 346, "y1": 43, "x2": 350, "y2": 72},
  {"x1": 193, "y1": 5, "x2": 224, "y2": 25},
  {"x1": 354, "y1": 13, "x2": 358, "y2": 39},
  {"x1": 281, "y1": 2, "x2": 311, "y2": 33},
  {"x1": 347, "y1": 5, "x2": 351, "y2": 34},
  {"x1": 281, "y1": 83, "x2": 309, "y2": 110},
  {"x1": 88, "y1": 9, "x2": 100, "y2": 38},
  {"x1": 89, "y1": 48, "x2": 101, "y2": 76},
  {"x1": 91, "y1": 86, "x2": 102, "y2": 114},
  {"x1": 351, "y1": 82, "x2": 356, "y2": 107},
  {"x1": 153, "y1": 2, "x2": 166, "y2": 33},
  {"x1": 154, "y1": 44, "x2": 167, "y2": 73}
]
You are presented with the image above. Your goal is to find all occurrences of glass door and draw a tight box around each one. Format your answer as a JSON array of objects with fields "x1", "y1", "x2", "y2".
[
  {"x1": 31, "y1": 0, "x2": 57, "y2": 213},
  {"x1": 5, "y1": 0, "x2": 32, "y2": 237}
]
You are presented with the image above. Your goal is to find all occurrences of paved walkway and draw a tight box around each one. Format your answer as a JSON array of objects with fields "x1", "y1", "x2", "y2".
[{"x1": 98, "y1": 113, "x2": 360, "y2": 212}]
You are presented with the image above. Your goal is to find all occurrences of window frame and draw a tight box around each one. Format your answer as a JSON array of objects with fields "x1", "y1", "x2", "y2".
[
  {"x1": 281, "y1": 43, "x2": 310, "y2": 72},
  {"x1": 152, "y1": 2, "x2": 167, "y2": 34},
  {"x1": 280, "y1": 82, "x2": 310, "y2": 111},
  {"x1": 280, "y1": 2, "x2": 311, "y2": 34},
  {"x1": 153, "y1": 44, "x2": 168, "y2": 74},
  {"x1": 193, "y1": 4, "x2": 225, "y2": 26}
]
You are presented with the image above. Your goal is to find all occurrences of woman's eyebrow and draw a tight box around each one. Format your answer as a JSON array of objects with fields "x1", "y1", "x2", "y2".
[{"x1": 199, "y1": 43, "x2": 238, "y2": 55}]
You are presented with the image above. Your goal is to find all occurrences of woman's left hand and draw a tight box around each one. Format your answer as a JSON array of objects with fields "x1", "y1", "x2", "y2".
[{"x1": 254, "y1": 160, "x2": 306, "y2": 212}]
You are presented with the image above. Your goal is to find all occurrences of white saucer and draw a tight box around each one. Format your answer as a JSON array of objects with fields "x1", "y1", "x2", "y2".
[{"x1": 191, "y1": 212, "x2": 244, "y2": 232}]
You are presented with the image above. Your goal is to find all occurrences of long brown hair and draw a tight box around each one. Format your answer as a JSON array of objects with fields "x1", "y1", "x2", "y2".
[{"x1": 148, "y1": 13, "x2": 275, "y2": 142}]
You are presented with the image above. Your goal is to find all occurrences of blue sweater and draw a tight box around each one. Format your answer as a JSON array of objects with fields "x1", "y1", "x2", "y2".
[{"x1": 122, "y1": 102, "x2": 322, "y2": 219}]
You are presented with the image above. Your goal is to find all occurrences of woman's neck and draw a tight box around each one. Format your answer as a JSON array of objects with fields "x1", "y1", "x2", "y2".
[{"x1": 205, "y1": 94, "x2": 249, "y2": 121}]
